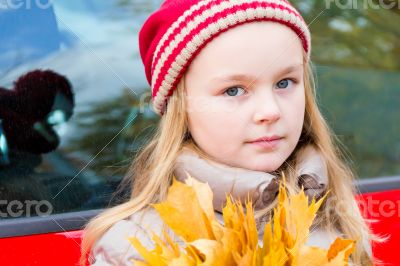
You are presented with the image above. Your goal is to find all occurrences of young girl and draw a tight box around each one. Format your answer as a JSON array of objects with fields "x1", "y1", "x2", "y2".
[{"x1": 80, "y1": 0, "x2": 378, "y2": 265}]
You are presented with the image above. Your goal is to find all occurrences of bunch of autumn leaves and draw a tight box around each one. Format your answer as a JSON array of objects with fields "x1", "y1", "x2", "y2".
[{"x1": 129, "y1": 175, "x2": 355, "y2": 266}]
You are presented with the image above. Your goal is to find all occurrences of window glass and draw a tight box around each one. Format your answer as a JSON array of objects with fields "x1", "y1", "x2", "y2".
[
  {"x1": 291, "y1": 0, "x2": 400, "y2": 178},
  {"x1": 0, "y1": 0, "x2": 162, "y2": 219},
  {"x1": 1, "y1": 0, "x2": 399, "y2": 220}
]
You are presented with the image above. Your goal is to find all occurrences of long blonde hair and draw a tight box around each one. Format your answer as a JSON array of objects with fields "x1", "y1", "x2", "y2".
[{"x1": 80, "y1": 57, "x2": 381, "y2": 265}]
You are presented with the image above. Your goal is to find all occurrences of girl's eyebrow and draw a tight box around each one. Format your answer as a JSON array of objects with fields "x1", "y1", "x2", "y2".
[
  {"x1": 210, "y1": 63, "x2": 304, "y2": 84},
  {"x1": 276, "y1": 63, "x2": 304, "y2": 77}
]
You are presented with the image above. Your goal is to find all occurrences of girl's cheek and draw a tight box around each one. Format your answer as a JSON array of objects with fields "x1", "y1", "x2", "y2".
[
  {"x1": 211, "y1": 98, "x2": 243, "y2": 114},
  {"x1": 279, "y1": 84, "x2": 305, "y2": 105},
  {"x1": 287, "y1": 94, "x2": 306, "y2": 123},
  {"x1": 187, "y1": 95, "x2": 219, "y2": 114}
]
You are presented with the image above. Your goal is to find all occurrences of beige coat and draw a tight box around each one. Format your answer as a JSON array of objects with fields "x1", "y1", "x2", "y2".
[{"x1": 90, "y1": 145, "x2": 372, "y2": 265}]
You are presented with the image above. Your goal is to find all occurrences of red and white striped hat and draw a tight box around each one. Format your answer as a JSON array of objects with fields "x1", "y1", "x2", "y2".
[{"x1": 139, "y1": 0, "x2": 311, "y2": 116}]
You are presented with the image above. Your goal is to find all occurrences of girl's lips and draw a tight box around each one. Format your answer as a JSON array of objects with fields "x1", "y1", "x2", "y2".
[{"x1": 248, "y1": 137, "x2": 283, "y2": 150}]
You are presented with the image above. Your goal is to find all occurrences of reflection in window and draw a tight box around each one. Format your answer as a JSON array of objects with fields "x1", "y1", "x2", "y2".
[
  {"x1": 0, "y1": 0, "x2": 399, "y2": 220},
  {"x1": 291, "y1": 0, "x2": 400, "y2": 178},
  {"x1": 0, "y1": 0, "x2": 162, "y2": 219}
]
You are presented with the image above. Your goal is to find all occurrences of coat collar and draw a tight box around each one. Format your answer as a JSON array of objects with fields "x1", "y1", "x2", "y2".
[{"x1": 173, "y1": 144, "x2": 328, "y2": 212}]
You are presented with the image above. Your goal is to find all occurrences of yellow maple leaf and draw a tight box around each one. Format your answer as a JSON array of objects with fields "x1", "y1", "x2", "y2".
[
  {"x1": 128, "y1": 174, "x2": 355, "y2": 265},
  {"x1": 151, "y1": 178, "x2": 216, "y2": 242}
]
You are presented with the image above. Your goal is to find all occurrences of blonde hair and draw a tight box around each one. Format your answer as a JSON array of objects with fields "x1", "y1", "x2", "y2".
[{"x1": 80, "y1": 56, "x2": 382, "y2": 265}]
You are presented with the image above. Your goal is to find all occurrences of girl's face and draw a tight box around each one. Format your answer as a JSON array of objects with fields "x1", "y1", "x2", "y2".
[{"x1": 184, "y1": 22, "x2": 305, "y2": 172}]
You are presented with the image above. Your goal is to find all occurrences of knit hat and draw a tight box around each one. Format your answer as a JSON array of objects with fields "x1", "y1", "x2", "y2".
[{"x1": 139, "y1": 0, "x2": 311, "y2": 116}]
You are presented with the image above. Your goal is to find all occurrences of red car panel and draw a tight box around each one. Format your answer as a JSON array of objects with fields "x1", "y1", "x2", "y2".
[
  {"x1": 357, "y1": 189, "x2": 400, "y2": 265},
  {"x1": 0, "y1": 190, "x2": 399, "y2": 265},
  {"x1": 0, "y1": 230, "x2": 83, "y2": 266}
]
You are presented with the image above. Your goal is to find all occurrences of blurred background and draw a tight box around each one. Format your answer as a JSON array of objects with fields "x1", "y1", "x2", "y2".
[{"x1": 0, "y1": 0, "x2": 399, "y2": 218}]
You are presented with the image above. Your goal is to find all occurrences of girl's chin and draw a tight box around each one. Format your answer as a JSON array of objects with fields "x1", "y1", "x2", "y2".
[{"x1": 244, "y1": 154, "x2": 285, "y2": 172}]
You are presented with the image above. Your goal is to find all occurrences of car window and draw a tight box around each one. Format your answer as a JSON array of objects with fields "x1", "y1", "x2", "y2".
[
  {"x1": 0, "y1": 0, "x2": 162, "y2": 219},
  {"x1": 1, "y1": 0, "x2": 399, "y2": 220},
  {"x1": 291, "y1": 0, "x2": 400, "y2": 179}
]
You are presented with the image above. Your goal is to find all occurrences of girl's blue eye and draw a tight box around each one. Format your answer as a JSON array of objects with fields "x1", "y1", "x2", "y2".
[
  {"x1": 276, "y1": 78, "x2": 293, "y2": 89},
  {"x1": 223, "y1": 86, "x2": 246, "y2": 97}
]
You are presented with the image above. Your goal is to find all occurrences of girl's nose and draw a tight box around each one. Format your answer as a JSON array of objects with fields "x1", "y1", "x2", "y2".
[{"x1": 252, "y1": 90, "x2": 281, "y2": 124}]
